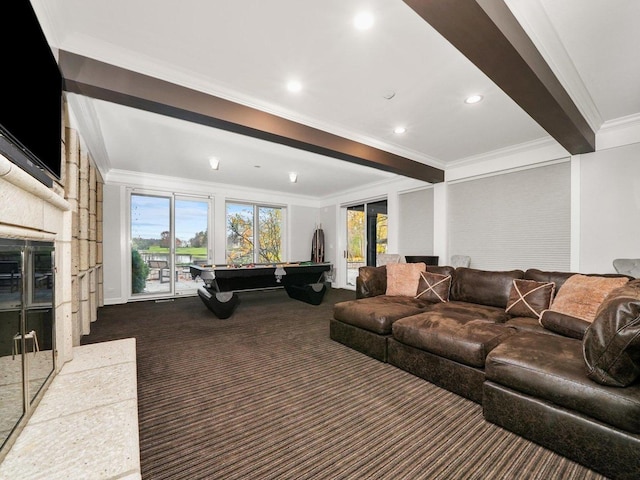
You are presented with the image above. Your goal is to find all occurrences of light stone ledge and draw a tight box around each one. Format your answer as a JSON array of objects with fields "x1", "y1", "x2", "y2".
[{"x1": 0, "y1": 338, "x2": 141, "y2": 480}]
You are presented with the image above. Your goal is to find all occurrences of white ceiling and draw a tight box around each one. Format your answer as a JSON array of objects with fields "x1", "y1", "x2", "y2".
[{"x1": 32, "y1": 0, "x2": 640, "y2": 198}]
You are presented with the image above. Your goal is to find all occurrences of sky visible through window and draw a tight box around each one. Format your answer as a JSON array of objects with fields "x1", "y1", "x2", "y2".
[
  {"x1": 175, "y1": 199, "x2": 208, "y2": 245},
  {"x1": 131, "y1": 195, "x2": 208, "y2": 242},
  {"x1": 226, "y1": 203, "x2": 252, "y2": 220}
]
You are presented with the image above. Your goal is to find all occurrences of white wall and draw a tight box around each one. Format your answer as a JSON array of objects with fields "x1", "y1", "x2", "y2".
[
  {"x1": 398, "y1": 187, "x2": 434, "y2": 259},
  {"x1": 317, "y1": 205, "x2": 337, "y2": 264},
  {"x1": 102, "y1": 184, "x2": 126, "y2": 304},
  {"x1": 433, "y1": 183, "x2": 448, "y2": 265},
  {"x1": 288, "y1": 205, "x2": 321, "y2": 262},
  {"x1": 579, "y1": 142, "x2": 640, "y2": 273},
  {"x1": 318, "y1": 204, "x2": 337, "y2": 282}
]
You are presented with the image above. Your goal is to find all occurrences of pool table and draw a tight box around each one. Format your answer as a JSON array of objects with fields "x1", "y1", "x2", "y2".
[{"x1": 191, "y1": 262, "x2": 332, "y2": 318}]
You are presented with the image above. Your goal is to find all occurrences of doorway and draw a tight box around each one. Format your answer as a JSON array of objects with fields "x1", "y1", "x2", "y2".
[
  {"x1": 130, "y1": 193, "x2": 211, "y2": 298},
  {"x1": 345, "y1": 199, "x2": 387, "y2": 287}
]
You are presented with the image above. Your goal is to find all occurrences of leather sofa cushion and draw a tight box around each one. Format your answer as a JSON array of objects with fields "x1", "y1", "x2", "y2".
[
  {"x1": 427, "y1": 265, "x2": 455, "y2": 277},
  {"x1": 450, "y1": 268, "x2": 524, "y2": 308},
  {"x1": 420, "y1": 301, "x2": 512, "y2": 323},
  {"x1": 392, "y1": 303, "x2": 515, "y2": 367},
  {"x1": 505, "y1": 316, "x2": 559, "y2": 336},
  {"x1": 539, "y1": 310, "x2": 590, "y2": 339},
  {"x1": 333, "y1": 296, "x2": 430, "y2": 335},
  {"x1": 525, "y1": 269, "x2": 575, "y2": 292},
  {"x1": 356, "y1": 265, "x2": 387, "y2": 299},
  {"x1": 486, "y1": 332, "x2": 640, "y2": 434},
  {"x1": 584, "y1": 279, "x2": 640, "y2": 387}
]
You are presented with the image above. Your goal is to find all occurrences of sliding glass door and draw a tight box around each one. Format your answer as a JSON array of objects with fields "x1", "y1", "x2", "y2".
[
  {"x1": 345, "y1": 199, "x2": 387, "y2": 287},
  {"x1": 130, "y1": 193, "x2": 210, "y2": 298},
  {"x1": 346, "y1": 205, "x2": 365, "y2": 287},
  {"x1": 368, "y1": 200, "x2": 388, "y2": 265},
  {"x1": 131, "y1": 194, "x2": 172, "y2": 296},
  {"x1": 174, "y1": 197, "x2": 209, "y2": 294}
]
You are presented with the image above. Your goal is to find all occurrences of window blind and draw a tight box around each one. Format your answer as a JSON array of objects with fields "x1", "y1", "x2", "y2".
[
  {"x1": 398, "y1": 187, "x2": 434, "y2": 258},
  {"x1": 448, "y1": 162, "x2": 570, "y2": 271}
]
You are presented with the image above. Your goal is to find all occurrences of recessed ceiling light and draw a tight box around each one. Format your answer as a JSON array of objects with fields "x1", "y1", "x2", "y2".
[
  {"x1": 393, "y1": 126, "x2": 406, "y2": 134},
  {"x1": 289, "y1": 172, "x2": 298, "y2": 183},
  {"x1": 465, "y1": 94, "x2": 483, "y2": 104},
  {"x1": 208, "y1": 157, "x2": 219, "y2": 170},
  {"x1": 354, "y1": 11, "x2": 374, "y2": 30},
  {"x1": 287, "y1": 80, "x2": 302, "y2": 93}
]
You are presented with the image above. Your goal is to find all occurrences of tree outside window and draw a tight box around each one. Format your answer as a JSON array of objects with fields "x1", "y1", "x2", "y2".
[{"x1": 226, "y1": 203, "x2": 283, "y2": 264}]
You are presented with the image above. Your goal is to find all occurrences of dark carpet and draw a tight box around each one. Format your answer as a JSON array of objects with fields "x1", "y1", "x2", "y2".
[{"x1": 82, "y1": 288, "x2": 606, "y2": 480}]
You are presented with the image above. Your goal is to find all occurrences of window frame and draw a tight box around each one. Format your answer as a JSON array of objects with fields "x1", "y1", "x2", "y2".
[{"x1": 225, "y1": 201, "x2": 285, "y2": 264}]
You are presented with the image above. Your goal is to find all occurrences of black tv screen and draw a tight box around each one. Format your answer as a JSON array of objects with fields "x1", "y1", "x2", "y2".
[{"x1": 0, "y1": 2, "x2": 63, "y2": 187}]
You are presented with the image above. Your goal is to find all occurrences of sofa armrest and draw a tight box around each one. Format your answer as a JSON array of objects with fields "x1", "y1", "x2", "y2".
[{"x1": 356, "y1": 265, "x2": 387, "y2": 299}]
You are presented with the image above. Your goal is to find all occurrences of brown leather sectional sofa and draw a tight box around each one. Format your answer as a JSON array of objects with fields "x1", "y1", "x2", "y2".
[{"x1": 330, "y1": 265, "x2": 640, "y2": 479}]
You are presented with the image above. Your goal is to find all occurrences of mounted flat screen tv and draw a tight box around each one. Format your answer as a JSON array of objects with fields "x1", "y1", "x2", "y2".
[{"x1": 0, "y1": 2, "x2": 63, "y2": 187}]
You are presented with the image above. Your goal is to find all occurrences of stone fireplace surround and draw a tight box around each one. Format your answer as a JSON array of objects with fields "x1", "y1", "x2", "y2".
[{"x1": 0, "y1": 113, "x2": 139, "y2": 476}]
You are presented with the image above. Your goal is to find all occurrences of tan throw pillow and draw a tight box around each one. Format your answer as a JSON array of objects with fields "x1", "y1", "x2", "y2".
[
  {"x1": 550, "y1": 274, "x2": 629, "y2": 322},
  {"x1": 386, "y1": 262, "x2": 426, "y2": 296},
  {"x1": 505, "y1": 279, "x2": 555, "y2": 319},
  {"x1": 415, "y1": 272, "x2": 451, "y2": 303}
]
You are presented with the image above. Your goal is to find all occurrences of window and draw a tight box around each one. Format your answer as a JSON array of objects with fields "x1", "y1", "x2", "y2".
[
  {"x1": 226, "y1": 203, "x2": 283, "y2": 264},
  {"x1": 448, "y1": 161, "x2": 570, "y2": 271}
]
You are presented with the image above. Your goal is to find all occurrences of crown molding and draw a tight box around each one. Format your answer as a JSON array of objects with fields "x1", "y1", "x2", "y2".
[
  {"x1": 30, "y1": 0, "x2": 63, "y2": 49},
  {"x1": 504, "y1": 0, "x2": 603, "y2": 131},
  {"x1": 65, "y1": 93, "x2": 112, "y2": 180},
  {"x1": 447, "y1": 136, "x2": 562, "y2": 167},
  {"x1": 445, "y1": 136, "x2": 569, "y2": 182},
  {"x1": 105, "y1": 169, "x2": 323, "y2": 206},
  {"x1": 104, "y1": 168, "x2": 412, "y2": 208},
  {"x1": 596, "y1": 112, "x2": 640, "y2": 151}
]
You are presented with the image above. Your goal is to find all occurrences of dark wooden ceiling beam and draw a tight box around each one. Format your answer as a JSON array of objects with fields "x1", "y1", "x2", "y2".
[
  {"x1": 58, "y1": 51, "x2": 444, "y2": 184},
  {"x1": 403, "y1": 0, "x2": 595, "y2": 154}
]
